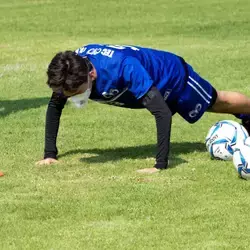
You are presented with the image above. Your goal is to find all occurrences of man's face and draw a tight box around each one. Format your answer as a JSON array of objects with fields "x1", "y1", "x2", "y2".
[
  {"x1": 63, "y1": 78, "x2": 91, "y2": 97},
  {"x1": 54, "y1": 67, "x2": 97, "y2": 97}
]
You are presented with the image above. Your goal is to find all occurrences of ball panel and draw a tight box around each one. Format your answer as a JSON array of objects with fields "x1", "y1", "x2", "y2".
[
  {"x1": 233, "y1": 138, "x2": 250, "y2": 180},
  {"x1": 210, "y1": 142, "x2": 233, "y2": 161}
]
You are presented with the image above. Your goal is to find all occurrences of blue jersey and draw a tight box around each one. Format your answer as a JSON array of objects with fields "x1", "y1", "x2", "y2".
[{"x1": 75, "y1": 44, "x2": 187, "y2": 109}]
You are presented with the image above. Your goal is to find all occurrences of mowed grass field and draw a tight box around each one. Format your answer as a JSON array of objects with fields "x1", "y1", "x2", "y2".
[{"x1": 1, "y1": 0, "x2": 250, "y2": 249}]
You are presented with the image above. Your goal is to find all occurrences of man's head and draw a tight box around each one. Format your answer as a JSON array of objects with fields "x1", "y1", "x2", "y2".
[{"x1": 47, "y1": 51, "x2": 96, "y2": 97}]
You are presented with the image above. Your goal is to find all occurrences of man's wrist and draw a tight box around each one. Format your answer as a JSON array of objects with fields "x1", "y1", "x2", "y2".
[
  {"x1": 44, "y1": 151, "x2": 57, "y2": 159},
  {"x1": 154, "y1": 161, "x2": 168, "y2": 170}
]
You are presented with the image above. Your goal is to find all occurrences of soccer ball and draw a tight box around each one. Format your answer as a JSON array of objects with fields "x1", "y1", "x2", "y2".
[
  {"x1": 233, "y1": 137, "x2": 250, "y2": 180},
  {"x1": 205, "y1": 120, "x2": 248, "y2": 160}
]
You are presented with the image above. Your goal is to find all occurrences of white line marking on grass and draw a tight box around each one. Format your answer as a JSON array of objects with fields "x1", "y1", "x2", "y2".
[{"x1": 0, "y1": 63, "x2": 45, "y2": 73}]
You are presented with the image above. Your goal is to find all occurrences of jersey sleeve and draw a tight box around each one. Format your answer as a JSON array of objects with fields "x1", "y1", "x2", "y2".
[{"x1": 121, "y1": 57, "x2": 153, "y2": 99}]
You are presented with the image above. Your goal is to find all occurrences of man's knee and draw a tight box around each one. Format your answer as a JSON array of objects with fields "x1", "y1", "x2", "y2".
[{"x1": 209, "y1": 91, "x2": 230, "y2": 112}]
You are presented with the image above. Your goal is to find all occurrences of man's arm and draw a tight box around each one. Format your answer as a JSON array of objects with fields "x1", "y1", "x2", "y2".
[
  {"x1": 120, "y1": 57, "x2": 172, "y2": 172},
  {"x1": 139, "y1": 86, "x2": 172, "y2": 171},
  {"x1": 44, "y1": 92, "x2": 68, "y2": 159}
]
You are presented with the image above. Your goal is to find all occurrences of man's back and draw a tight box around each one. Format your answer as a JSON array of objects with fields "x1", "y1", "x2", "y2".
[{"x1": 75, "y1": 44, "x2": 187, "y2": 105}]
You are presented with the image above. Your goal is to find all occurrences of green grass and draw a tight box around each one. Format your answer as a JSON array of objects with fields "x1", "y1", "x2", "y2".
[{"x1": 1, "y1": 0, "x2": 250, "y2": 249}]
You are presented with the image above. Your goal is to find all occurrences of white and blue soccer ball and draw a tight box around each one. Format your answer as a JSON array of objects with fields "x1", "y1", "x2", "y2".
[
  {"x1": 205, "y1": 120, "x2": 248, "y2": 161},
  {"x1": 233, "y1": 137, "x2": 250, "y2": 180}
]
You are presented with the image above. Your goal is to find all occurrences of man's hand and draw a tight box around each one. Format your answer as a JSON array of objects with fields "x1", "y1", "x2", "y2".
[
  {"x1": 136, "y1": 167, "x2": 160, "y2": 174},
  {"x1": 35, "y1": 158, "x2": 59, "y2": 166}
]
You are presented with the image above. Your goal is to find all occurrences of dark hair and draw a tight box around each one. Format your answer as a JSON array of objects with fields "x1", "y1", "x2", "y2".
[{"x1": 47, "y1": 51, "x2": 91, "y2": 93}]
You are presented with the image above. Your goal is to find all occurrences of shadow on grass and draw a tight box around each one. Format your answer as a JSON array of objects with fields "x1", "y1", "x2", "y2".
[
  {"x1": 0, "y1": 97, "x2": 49, "y2": 117},
  {"x1": 59, "y1": 142, "x2": 206, "y2": 168},
  {"x1": 0, "y1": 98, "x2": 206, "y2": 168}
]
